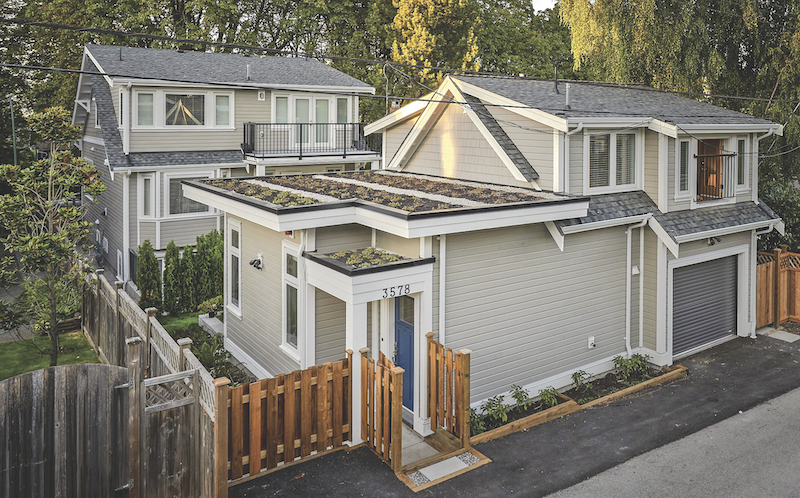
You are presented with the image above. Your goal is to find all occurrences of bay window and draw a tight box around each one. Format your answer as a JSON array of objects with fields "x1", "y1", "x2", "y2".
[
  {"x1": 168, "y1": 177, "x2": 209, "y2": 215},
  {"x1": 132, "y1": 90, "x2": 234, "y2": 129}
]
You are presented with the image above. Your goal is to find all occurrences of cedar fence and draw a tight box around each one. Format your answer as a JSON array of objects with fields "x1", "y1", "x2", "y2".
[
  {"x1": 224, "y1": 352, "x2": 354, "y2": 482},
  {"x1": 757, "y1": 246, "x2": 800, "y2": 328},
  {"x1": 426, "y1": 333, "x2": 471, "y2": 449},
  {"x1": 361, "y1": 349, "x2": 404, "y2": 473}
]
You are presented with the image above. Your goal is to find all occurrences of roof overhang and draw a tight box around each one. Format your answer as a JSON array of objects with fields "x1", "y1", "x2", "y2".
[
  {"x1": 674, "y1": 219, "x2": 781, "y2": 244},
  {"x1": 364, "y1": 96, "x2": 430, "y2": 136},
  {"x1": 106, "y1": 78, "x2": 375, "y2": 94},
  {"x1": 182, "y1": 180, "x2": 589, "y2": 239},
  {"x1": 560, "y1": 214, "x2": 652, "y2": 235},
  {"x1": 244, "y1": 153, "x2": 381, "y2": 167},
  {"x1": 675, "y1": 123, "x2": 784, "y2": 136}
]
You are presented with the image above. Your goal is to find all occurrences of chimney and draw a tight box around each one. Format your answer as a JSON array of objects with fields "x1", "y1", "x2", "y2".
[
  {"x1": 246, "y1": 64, "x2": 251, "y2": 81},
  {"x1": 565, "y1": 83, "x2": 571, "y2": 109}
]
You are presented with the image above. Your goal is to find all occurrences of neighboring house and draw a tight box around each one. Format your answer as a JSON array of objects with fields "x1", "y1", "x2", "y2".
[
  {"x1": 180, "y1": 74, "x2": 784, "y2": 441},
  {"x1": 71, "y1": 44, "x2": 379, "y2": 292}
]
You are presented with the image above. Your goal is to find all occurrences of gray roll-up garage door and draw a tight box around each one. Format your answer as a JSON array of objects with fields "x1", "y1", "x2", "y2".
[{"x1": 673, "y1": 255, "x2": 737, "y2": 356}]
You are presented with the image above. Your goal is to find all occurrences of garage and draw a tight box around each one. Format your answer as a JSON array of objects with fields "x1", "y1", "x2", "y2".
[{"x1": 672, "y1": 255, "x2": 738, "y2": 356}]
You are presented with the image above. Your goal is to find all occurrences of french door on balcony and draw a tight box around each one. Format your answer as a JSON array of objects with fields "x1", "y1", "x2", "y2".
[
  {"x1": 293, "y1": 97, "x2": 332, "y2": 149},
  {"x1": 696, "y1": 139, "x2": 736, "y2": 201}
]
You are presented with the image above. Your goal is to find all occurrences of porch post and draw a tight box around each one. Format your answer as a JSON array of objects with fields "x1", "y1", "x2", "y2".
[{"x1": 346, "y1": 301, "x2": 368, "y2": 445}]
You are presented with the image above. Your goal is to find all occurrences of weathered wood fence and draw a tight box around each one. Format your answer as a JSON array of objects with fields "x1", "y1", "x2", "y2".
[
  {"x1": 426, "y1": 333, "x2": 471, "y2": 449},
  {"x1": 361, "y1": 349, "x2": 404, "y2": 473},
  {"x1": 757, "y1": 246, "x2": 800, "y2": 328},
  {"x1": 225, "y1": 352, "x2": 354, "y2": 482},
  {"x1": 0, "y1": 364, "x2": 129, "y2": 498}
]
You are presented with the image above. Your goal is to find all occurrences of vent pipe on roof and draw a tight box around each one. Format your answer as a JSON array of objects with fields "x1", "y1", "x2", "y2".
[
  {"x1": 246, "y1": 64, "x2": 251, "y2": 81},
  {"x1": 565, "y1": 83, "x2": 571, "y2": 109},
  {"x1": 119, "y1": 47, "x2": 122, "y2": 61}
]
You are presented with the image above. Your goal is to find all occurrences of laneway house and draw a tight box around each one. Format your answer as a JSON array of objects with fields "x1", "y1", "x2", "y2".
[{"x1": 183, "y1": 74, "x2": 784, "y2": 440}]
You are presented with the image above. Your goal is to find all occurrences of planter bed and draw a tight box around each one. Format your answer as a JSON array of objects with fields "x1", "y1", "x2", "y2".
[
  {"x1": 369, "y1": 171, "x2": 542, "y2": 204},
  {"x1": 563, "y1": 365, "x2": 687, "y2": 406},
  {"x1": 206, "y1": 179, "x2": 318, "y2": 206},
  {"x1": 471, "y1": 393, "x2": 580, "y2": 445},
  {"x1": 577, "y1": 365, "x2": 688, "y2": 408}
]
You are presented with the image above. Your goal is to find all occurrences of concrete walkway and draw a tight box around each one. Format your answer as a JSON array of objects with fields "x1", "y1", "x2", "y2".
[
  {"x1": 548, "y1": 386, "x2": 800, "y2": 498},
  {"x1": 229, "y1": 336, "x2": 800, "y2": 498}
]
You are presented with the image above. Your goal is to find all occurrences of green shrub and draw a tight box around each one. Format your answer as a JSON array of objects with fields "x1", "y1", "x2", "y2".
[
  {"x1": 510, "y1": 384, "x2": 534, "y2": 410},
  {"x1": 613, "y1": 353, "x2": 652, "y2": 380},
  {"x1": 571, "y1": 370, "x2": 592, "y2": 391},
  {"x1": 179, "y1": 246, "x2": 196, "y2": 313},
  {"x1": 481, "y1": 395, "x2": 511, "y2": 423},
  {"x1": 137, "y1": 239, "x2": 161, "y2": 310},
  {"x1": 538, "y1": 387, "x2": 559, "y2": 409},
  {"x1": 162, "y1": 241, "x2": 180, "y2": 315},
  {"x1": 470, "y1": 408, "x2": 486, "y2": 435},
  {"x1": 197, "y1": 295, "x2": 223, "y2": 315}
]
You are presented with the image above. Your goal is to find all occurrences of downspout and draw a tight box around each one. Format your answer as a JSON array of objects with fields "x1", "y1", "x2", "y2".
[
  {"x1": 122, "y1": 169, "x2": 131, "y2": 282},
  {"x1": 563, "y1": 123, "x2": 584, "y2": 193},
  {"x1": 626, "y1": 216, "x2": 651, "y2": 357},
  {"x1": 438, "y1": 235, "x2": 446, "y2": 346},
  {"x1": 124, "y1": 83, "x2": 131, "y2": 155},
  {"x1": 639, "y1": 224, "x2": 645, "y2": 348},
  {"x1": 752, "y1": 224, "x2": 776, "y2": 338}
]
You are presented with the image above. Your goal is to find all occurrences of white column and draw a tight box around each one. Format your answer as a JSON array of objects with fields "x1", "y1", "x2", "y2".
[
  {"x1": 346, "y1": 301, "x2": 368, "y2": 445},
  {"x1": 304, "y1": 283, "x2": 316, "y2": 367}
]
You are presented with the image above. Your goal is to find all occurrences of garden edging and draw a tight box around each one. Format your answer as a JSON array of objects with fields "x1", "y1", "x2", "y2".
[{"x1": 470, "y1": 366, "x2": 689, "y2": 445}]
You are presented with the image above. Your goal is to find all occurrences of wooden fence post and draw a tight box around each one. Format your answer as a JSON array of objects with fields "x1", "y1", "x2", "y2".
[
  {"x1": 126, "y1": 335, "x2": 143, "y2": 498},
  {"x1": 774, "y1": 248, "x2": 783, "y2": 328},
  {"x1": 213, "y1": 377, "x2": 231, "y2": 498},
  {"x1": 359, "y1": 348, "x2": 369, "y2": 444},
  {"x1": 144, "y1": 308, "x2": 157, "y2": 378},
  {"x1": 178, "y1": 338, "x2": 192, "y2": 371},
  {"x1": 390, "y1": 366, "x2": 404, "y2": 474},
  {"x1": 782, "y1": 244, "x2": 789, "y2": 254},
  {"x1": 458, "y1": 349, "x2": 471, "y2": 449},
  {"x1": 115, "y1": 281, "x2": 124, "y2": 366},
  {"x1": 346, "y1": 349, "x2": 353, "y2": 442}
]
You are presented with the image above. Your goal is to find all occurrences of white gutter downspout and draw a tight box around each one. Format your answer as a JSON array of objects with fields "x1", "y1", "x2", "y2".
[
  {"x1": 438, "y1": 235, "x2": 446, "y2": 346},
  {"x1": 639, "y1": 224, "x2": 645, "y2": 348},
  {"x1": 751, "y1": 224, "x2": 776, "y2": 338},
  {"x1": 122, "y1": 170, "x2": 131, "y2": 282},
  {"x1": 124, "y1": 83, "x2": 132, "y2": 155},
  {"x1": 626, "y1": 216, "x2": 651, "y2": 357},
  {"x1": 564, "y1": 123, "x2": 584, "y2": 193}
]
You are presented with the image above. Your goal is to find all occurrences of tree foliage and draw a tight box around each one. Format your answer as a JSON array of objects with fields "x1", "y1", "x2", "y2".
[
  {"x1": 0, "y1": 106, "x2": 105, "y2": 366},
  {"x1": 162, "y1": 240, "x2": 180, "y2": 315},
  {"x1": 136, "y1": 239, "x2": 161, "y2": 310},
  {"x1": 179, "y1": 245, "x2": 197, "y2": 313}
]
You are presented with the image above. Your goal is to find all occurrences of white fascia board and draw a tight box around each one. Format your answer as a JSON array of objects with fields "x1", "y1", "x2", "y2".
[
  {"x1": 84, "y1": 49, "x2": 113, "y2": 86},
  {"x1": 544, "y1": 221, "x2": 565, "y2": 251},
  {"x1": 364, "y1": 98, "x2": 429, "y2": 136},
  {"x1": 674, "y1": 219, "x2": 779, "y2": 243},
  {"x1": 561, "y1": 214, "x2": 652, "y2": 234},
  {"x1": 676, "y1": 123, "x2": 783, "y2": 135},
  {"x1": 133, "y1": 162, "x2": 244, "y2": 171},
  {"x1": 452, "y1": 78, "x2": 568, "y2": 132},
  {"x1": 72, "y1": 52, "x2": 92, "y2": 126},
  {"x1": 109, "y1": 78, "x2": 375, "y2": 94},
  {"x1": 565, "y1": 117, "x2": 650, "y2": 127},
  {"x1": 648, "y1": 119, "x2": 678, "y2": 138},
  {"x1": 248, "y1": 154, "x2": 380, "y2": 167},
  {"x1": 648, "y1": 218, "x2": 680, "y2": 257},
  {"x1": 449, "y1": 82, "x2": 529, "y2": 183}
]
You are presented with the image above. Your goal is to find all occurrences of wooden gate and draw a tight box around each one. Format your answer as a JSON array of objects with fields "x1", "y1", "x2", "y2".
[
  {"x1": 0, "y1": 364, "x2": 130, "y2": 497},
  {"x1": 426, "y1": 333, "x2": 470, "y2": 448},
  {"x1": 757, "y1": 247, "x2": 800, "y2": 328},
  {"x1": 360, "y1": 349, "x2": 404, "y2": 473}
]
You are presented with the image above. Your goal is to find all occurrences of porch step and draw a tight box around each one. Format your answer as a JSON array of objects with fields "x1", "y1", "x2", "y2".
[{"x1": 399, "y1": 448, "x2": 490, "y2": 492}]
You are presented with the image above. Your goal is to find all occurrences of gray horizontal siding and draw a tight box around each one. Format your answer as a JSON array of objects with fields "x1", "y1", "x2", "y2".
[
  {"x1": 139, "y1": 222, "x2": 157, "y2": 247},
  {"x1": 568, "y1": 134, "x2": 583, "y2": 195},
  {"x1": 385, "y1": 117, "x2": 418, "y2": 166},
  {"x1": 159, "y1": 217, "x2": 219, "y2": 249},
  {"x1": 82, "y1": 143, "x2": 124, "y2": 279},
  {"x1": 83, "y1": 100, "x2": 103, "y2": 139},
  {"x1": 315, "y1": 289, "x2": 346, "y2": 364},
  {"x1": 375, "y1": 232, "x2": 419, "y2": 257},
  {"x1": 488, "y1": 106, "x2": 554, "y2": 190},
  {"x1": 227, "y1": 216, "x2": 298, "y2": 376},
  {"x1": 315, "y1": 224, "x2": 372, "y2": 253},
  {"x1": 444, "y1": 225, "x2": 630, "y2": 402}
]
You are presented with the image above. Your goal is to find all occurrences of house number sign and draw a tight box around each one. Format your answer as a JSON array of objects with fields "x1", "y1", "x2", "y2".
[{"x1": 382, "y1": 284, "x2": 411, "y2": 298}]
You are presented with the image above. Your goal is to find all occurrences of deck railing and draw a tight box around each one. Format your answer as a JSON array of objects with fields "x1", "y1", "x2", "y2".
[
  {"x1": 241, "y1": 122, "x2": 381, "y2": 159},
  {"x1": 696, "y1": 153, "x2": 737, "y2": 201}
]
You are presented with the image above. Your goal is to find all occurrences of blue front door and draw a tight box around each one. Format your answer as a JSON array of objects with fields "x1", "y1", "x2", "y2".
[{"x1": 394, "y1": 296, "x2": 414, "y2": 410}]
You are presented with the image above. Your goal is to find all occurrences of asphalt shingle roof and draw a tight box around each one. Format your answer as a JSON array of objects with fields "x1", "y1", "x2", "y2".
[
  {"x1": 454, "y1": 75, "x2": 775, "y2": 126},
  {"x1": 554, "y1": 191, "x2": 780, "y2": 241},
  {"x1": 128, "y1": 151, "x2": 242, "y2": 169},
  {"x1": 86, "y1": 44, "x2": 372, "y2": 89},
  {"x1": 462, "y1": 93, "x2": 538, "y2": 180}
]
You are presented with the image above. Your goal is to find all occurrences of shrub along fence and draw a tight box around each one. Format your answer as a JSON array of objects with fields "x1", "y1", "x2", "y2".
[{"x1": 757, "y1": 246, "x2": 800, "y2": 328}]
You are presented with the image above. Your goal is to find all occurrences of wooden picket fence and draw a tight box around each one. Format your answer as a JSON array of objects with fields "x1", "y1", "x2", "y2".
[
  {"x1": 426, "y1": 333, "x2": 470, "y2": 448},
  {"x1": 361, "y1": 349, "x2": 404, "y2": 473},
  {"x1": 225, "y1": 351, "x2": 353, "y2": 482},
  {"x1": 757, "y1": 246, "x2": 800, "y2": 328}
]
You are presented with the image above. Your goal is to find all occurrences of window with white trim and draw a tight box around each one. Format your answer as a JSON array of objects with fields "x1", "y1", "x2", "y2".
[
  {"x1": 736, "y1": 137, "x2": 748, "y2": 188},
  {"x1": 116, "y1": 250, "x2": 124, "y2": 281},
  {"x1": 677, "y1": 139, "x2": 690, "y2": 196},
  {"x1": 282, "y1": 243, "x2": 300, "y2": 353},
  {"x1": 227, "y1": 220, "x2": 242, "y2": 314},
  {"x1": 132, "y1": 90, "x2": 234, "y2": 130},
  {"x1": 166, "y1": 93, "x2": 205, "y2": 125},
  {"x1": 272, "y1": 93, "x2": 349, "y2": 124},
  {"x1": 137, "y1": 93, "x2": 154, "y2": 127},
  {"x1": 118, "y1": 91, "x2": 124, "y2": 127},
  {"x1": 139, "y1": 174, "x2": 155, "y2": 218},
  {"x1": 585, "y1": 130, "x2": 640, "y2": 193},
  {"x1": 93, "y1": 99, "x2": 100, "y2": 128},
  {"x1": 165, "y1": 174, "x2": 211, "y2": 216}
]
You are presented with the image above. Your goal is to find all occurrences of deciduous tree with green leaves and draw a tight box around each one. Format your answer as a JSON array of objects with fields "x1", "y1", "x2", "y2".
[{"x1": 0, "y1": 106, "x2": 105, "y2": 366}]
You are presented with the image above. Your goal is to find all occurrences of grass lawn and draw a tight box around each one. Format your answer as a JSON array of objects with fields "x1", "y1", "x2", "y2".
[
  {"x1": 0, "y1": 330, "x2": 100, "y2": 381},
  {"x1": 158, "y1": 312, "x2": 201, "y2": 334}
]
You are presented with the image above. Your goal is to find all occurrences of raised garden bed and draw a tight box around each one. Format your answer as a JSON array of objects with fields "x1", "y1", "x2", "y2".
[
  {"x1": 206, "y1": 179, "x2": 318, "y2": 207},
  {"x1": 470, "y1": 393, "x2": 580, "y2": 445},
  {"x1": 562, "y1": 360, "x2": 686, "y2": 406},
  {"x1": 575, "y1": 365, "x2": 687, "y2": 408},
  {"x1": 369, "y1": 172, "x2": 542, "y2": 204}
]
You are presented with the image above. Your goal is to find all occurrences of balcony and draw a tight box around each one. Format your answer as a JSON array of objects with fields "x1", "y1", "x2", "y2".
[
  {"x1": 696, "y1": 152, "x2": 737, "y2": 202},
  {"x1": 241, "y1": 123, "x2": 382, "y2": 161}
]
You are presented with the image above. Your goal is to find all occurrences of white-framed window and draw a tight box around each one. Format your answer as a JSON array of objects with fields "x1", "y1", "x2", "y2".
[
  {"x1": 164, "y1": 172, "x2": 212, "y2": 217},
  {"x1": 118, "y1": 91, "x2": 124, "y2": 128},
  {"x1": 227, "y1": 219, "x2": 242, "y2": 316},
  {"x1": 132, "y1": 90, "x2": 234, "y2": 130},
  {"x1": 675, "y1": 139, "x2": 692, "y2": 198},
  {"x1": 102, "y1": 237, "x2": 109, "y2": 253},
  {"x1": 116, "y1": 250, "x2": 124, "y2": 281},
  {"x1": 271, "y1": 93, "x2": 350, "y2": 125},
  {"x1": 281, "y1": 241, "x2": 300, "y2": 359},
  {"x1": 736, "y1": 136, "x2": 749, "y2": 190},
  {"x1": 584, "y1": 130, "x2": 642, "y2": 193},
  {"x1": 138, "y1": 173, "x2": 155, "y2": 219},
  {"x1": 93, "y1": 98, "x2": 100, "y2": 128},
  {"x1": 95, "y1": 229, "x2": 101, "y2": 243}
]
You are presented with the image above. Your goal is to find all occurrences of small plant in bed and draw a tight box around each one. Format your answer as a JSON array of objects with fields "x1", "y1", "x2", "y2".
[
  {"x1": 563, "y1": 354, "x2": 663, "y2": 404},
  {"x1": 470, "y1": 385, "x2": 566, "y2": 434},
  {"x1": 327, "y1": 248, "x2": 408, "y2": 268},
  {"x1": 170, "y1": 324, "x2": 251, "y2": 385}
]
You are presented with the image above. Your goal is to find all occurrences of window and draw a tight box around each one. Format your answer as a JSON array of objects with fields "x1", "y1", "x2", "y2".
[
  {"x1": 273, "y1": 94, "x2": 350, "y2": 125},
  {"x1": 228, "y1": 220, "x2": 242, "y2": 314},
  {"x1": 586, "y1": 131, "x2": 640, "y2": 192},
  {"x1": 166, "y1": 94, "x2": 205, "y2": 126},
  {"x1": 119, "y1": 91, "x2": 124, "y2": 127},
  {"x1": 93, "y1": 99, "x2": 100, "y2": 128},
  {"x1": 102, "y1": 237, "x2": 109, "y2": 253},
  {"x1": 737, "y1": 138, "x2": 747, "y2": 187},
  {"x1": 337, "y1": 98, "x2": 348, "y2": 124},
  {"x1": 282, "y1": 243, "x2": 300, "y2": 354},
  {"x1": 117, "y1": 250, "x2": 124, "y2": 281},
  {"x1": 275, "y1": 97, "x2": 289, "y2": 124},
  {"x1": 139, "y1": 174, "x2": 155, "y2": 218},
  {"x1": 215, "y1": 95, "x2": 230, "y2": 127},
  {"x1": 137, "y1": 93, "x2": 154, "y2": 126},
  {"x1": 168, "y1": 177, "x2": 209, "y2": 215},
  {"x1": 678, "y1": 140, "x2": 690, "y2": 193}
]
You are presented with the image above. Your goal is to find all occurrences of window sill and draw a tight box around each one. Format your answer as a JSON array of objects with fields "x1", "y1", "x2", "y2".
[
  {"x1": 280, "y1": 343, "x2": 301, "y2": 363},
  {"x1": 162, "y1": 211, "x2": 216, "y2": 220},
  {"x1": 132, "y1": 126, "x2": 237, "y2": 132},
  {"x1": 690, "y1": 197, "x2": 737, "y2": 210},
  {"x1": 586, "y1": 185, "x2": 640, "y2": 195},
  {"x1": 226, "y1": 304, "x2": 242, "y2": 320}
]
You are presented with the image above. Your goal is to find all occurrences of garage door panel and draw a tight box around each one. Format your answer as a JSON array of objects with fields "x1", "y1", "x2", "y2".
[{"x1": 673, "y1": 256, "x2": 737, "y2": 355}]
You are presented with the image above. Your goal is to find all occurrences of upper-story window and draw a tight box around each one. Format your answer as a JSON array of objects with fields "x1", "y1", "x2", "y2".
[
  {"x1": 164, "y1": 172, "x2": 212, "y2": 217},
  {"x1": 272, "y1": 94, "x2": 351, "y2": 124},
  {"x1": 133, "y1": 90, "x2": 234, "y2": 130},
  {"x1": 93, "y1": 98, "x2": 100, "y2": 128},
  {"x1": 736, "y1": 137, "x2": 748, "y2": 189},
  {"x1": 584, "y1": 131, "x2": 641, "y2": 193}
]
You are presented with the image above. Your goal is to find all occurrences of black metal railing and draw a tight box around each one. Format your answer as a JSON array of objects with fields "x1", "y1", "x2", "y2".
[
  {"x1": 241, "y1": 122, "x2": 382, "y2": 159},
  {"x1": 695, "y1": 153, "x2": 737, "y2": 201}
]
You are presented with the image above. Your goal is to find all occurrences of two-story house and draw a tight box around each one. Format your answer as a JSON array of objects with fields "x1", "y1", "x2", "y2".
[
  {"x1": 179, "y1": 74, "x2": 783, "y2": 441},
  {"x1": 71, "y1": 44, "x2": 379, "y2": 292}
]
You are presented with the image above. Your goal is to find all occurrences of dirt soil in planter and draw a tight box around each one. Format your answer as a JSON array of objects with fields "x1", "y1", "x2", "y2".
[
  {"x1": 367, "y1": 172, "x2": 541, "y2": 204},
  {"x1": 563, "y1": 368, "x2": 667, "y2": 405},
  {"x1": 477, "y1": 397, "x2": 568, "y2": 434},
  {"x1": 207, "y1": 179, "x2": 318, "y2": 207},
  {"x1": 326, "y1": 248, "x2": 409, "y2": 269},
  {"x1": 780, "y1": 321, "x2": 800, "y2": 336}
]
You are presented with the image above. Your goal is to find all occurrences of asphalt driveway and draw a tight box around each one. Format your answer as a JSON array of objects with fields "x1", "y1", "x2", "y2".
[{"x1": 230, "y1": 336, "x2": 800, "y2": 498}]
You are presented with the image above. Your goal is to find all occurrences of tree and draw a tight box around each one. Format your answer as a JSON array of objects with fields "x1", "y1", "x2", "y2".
[
  {"x1": 162, "y1": 240, "x2": 180, "y2": 315},
  {"x1": 136, "y1": 239, "x2": 161, "y2": 310},
  {"x1": 179, "y1": 246, "x2": 197, "y2": 313},
  {"x1": 0, "y1": 106, "x2": 105, "y2": 366}
]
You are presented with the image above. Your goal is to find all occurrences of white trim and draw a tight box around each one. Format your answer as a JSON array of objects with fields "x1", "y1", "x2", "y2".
[
  {"x1": 122, "y1": 172, "x2": 131, "y2": 281},
  {"x1": 674, "y1": 219, "x2": 778, "y2": 243},
  {"x1": 163, "y1": 170, "x2": 214, "y2": 218},
  {"x1": 281, "y1": 240, "x2": 302, "y2": 362},
  {"x1": 735, "y1": 135, "x2": 750, "y2": 192},
  {"x1": 657, "y1": 133, "x2": 668, "y2": 212},
  {"x1": 676, "y1": 123, "x2": 783, "y2": 135},
  {"x1": 647, "y1": 218, "x2": 680, "y2": 258},
  {"x1": 83, "y1": 135, "x2": 105, "y2": 146},
  {"x1": 674, "y1": 138, "x2": 692, "y2": 200},
  {"x1": 123, "y1": 162, "x2": 244, "y2": 172},
  {"x1": 544, "y1": 221, "x2": 564, "y2": 251},
  {"x1": 116, "y1": 249, "x2": 124, "y2": 282},
  {"x1": 224, "y1": 337, "x2": 273, "y2": 379},
  {"x1": 656, "y1": 239, "x2": 668, "y2": 354},
  {"x1": 110, "y1": 79, "x2": 376, "y2": 94},
  {"x1": 364, "y1": 96, "x2": 429, "y2": 135},
  {"x1": 226, "y1": 219, "x2": 243, "y2": 317},
  {"x1": 247, "y1": 155, "x2": 379, "y2": 167},
  {"x1": 648, "y1": 119, "x2": 678, "y2": 138},
  {"x1": 131, "y1": 89, "x2": 236, "y2": 131},
  {"x1": 583, "y1": 129, "x2": 643, "y2": 194},
  {"x1": 560, "y1": 214, "x2": 651, "y2": 235},
  {"x1": 138, "y1": 173, "x2": 156, "y2": 219}
]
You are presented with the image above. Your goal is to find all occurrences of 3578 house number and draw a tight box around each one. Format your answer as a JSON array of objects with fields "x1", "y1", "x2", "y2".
[{"x1": 382, "y1": 284, "x2": 411, "y2": 298}]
